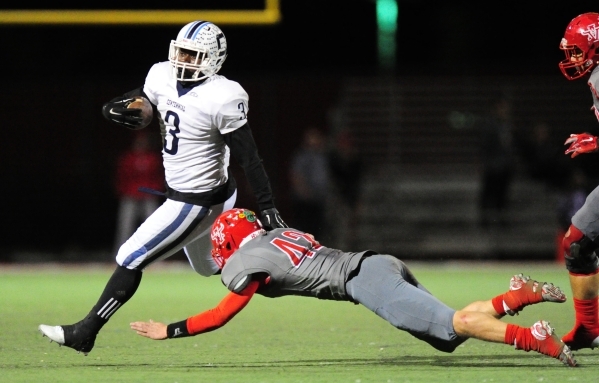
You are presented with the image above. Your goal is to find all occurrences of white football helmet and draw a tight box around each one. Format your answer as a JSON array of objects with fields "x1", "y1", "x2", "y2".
[{"x1": 169, "y1": 21, "x2": 228, "y2": 82}]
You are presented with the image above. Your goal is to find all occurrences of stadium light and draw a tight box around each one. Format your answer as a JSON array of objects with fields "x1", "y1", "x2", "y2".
[{"x1": 376, "y1": 0, "x2": 397, "y2": 71}]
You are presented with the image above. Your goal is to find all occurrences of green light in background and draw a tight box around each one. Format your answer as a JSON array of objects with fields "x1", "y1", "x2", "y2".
[
  {"x1": 377, "y1": 0, "x2": 398, "y2": 33},
  {"x1": 376, "y1": 0, "x2": 397, "y2": 71}
]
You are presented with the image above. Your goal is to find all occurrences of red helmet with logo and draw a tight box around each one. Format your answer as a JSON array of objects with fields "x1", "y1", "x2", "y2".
[
  {"x1": 559, "y1": 13, "x2": 599, "y2": 80},
  {"x1": 210, "y1": 208, "x2": 264, "y2": 268}
]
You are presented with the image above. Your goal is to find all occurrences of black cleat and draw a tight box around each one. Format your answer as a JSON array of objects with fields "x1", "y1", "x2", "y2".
[{"x1": 39, "y1": 323, "x2": 97, "y2": 355}]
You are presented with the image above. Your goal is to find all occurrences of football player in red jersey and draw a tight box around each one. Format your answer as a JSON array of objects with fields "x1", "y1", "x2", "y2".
[
  {"x1": 559, "y1": 12, "x2": 599, "y2": 351},
  {"x1": 130, "y1": 209, "x2": 577, "y2": 367}
]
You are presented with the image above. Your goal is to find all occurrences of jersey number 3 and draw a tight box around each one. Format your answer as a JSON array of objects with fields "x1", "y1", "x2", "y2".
[
  {"x1": 270, "y1": 231, "x2": 322, "y2": 267},
  {"x1": 163, "y1": 110, "x2": 180, "y2": 155}
]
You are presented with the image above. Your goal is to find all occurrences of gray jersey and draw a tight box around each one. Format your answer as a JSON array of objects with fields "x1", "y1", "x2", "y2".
[
  {"x1": 221, "y1": 228, "x2": 367, "y2": 301},
  {"x1": 572, "y1": 66, "x2": 599, "y2": 239},
  {"x1": 590, "y1": 66, "x2": 599, "y2": 121}
]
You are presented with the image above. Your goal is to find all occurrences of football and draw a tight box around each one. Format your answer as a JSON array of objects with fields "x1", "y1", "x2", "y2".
[{"x1": 127, "y1": 97, "x2": 154, "y2": 129}]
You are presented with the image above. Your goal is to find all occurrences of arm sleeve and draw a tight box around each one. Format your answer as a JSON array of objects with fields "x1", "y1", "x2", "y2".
[
  {"x1": 223, "y1": 123, "x2": 275, "y2": 211},
  {"x1": 179, "y1": 279, "x2": 261, "y2": 336}
]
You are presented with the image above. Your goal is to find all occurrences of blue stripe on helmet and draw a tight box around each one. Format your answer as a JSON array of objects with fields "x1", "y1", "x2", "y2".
[
  {"x1": 122, "y1": 203, "x2": 195, "y2": 267},
  {"x1": 186, "y1": 20, "x2": 207, "y2": 39}
]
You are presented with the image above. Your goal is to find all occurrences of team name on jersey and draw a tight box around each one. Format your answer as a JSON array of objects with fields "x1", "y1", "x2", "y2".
[{"x1": 166, "y1": 99, "x2": 186, "y2": 112}]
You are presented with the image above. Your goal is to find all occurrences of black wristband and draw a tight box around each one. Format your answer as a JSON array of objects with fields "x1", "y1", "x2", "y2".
[{"x1": 166, "y1": 320, "x2": 191, "y2": 338}]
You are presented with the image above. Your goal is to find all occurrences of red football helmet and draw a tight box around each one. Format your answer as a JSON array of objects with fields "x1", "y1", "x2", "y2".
[
  {"x1": 210, "y1": 208, "x2": 264, "y2": 268},
  {"x1": 559, "y1": 13, "x2": 599, "y2": 80}
]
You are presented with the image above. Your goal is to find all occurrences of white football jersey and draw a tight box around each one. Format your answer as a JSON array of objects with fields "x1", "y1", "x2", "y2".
[{"x1": 143, "y1": 61, "x2": 249, "y2": 193}]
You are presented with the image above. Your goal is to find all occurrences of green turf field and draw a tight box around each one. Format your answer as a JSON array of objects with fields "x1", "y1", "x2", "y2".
[{"x1": 2, "y1": 261, "x2": 597, "y2": 382}]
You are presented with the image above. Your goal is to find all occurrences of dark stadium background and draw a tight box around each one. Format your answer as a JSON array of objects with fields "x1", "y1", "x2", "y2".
[{"x1": 0, "y1": 1, "x2": 598, "y2": 261}]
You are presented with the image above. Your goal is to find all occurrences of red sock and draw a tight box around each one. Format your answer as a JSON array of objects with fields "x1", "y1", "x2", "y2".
[
  {"x1": 491, "y1": 280, "x2": 544, "y2": 317},
  {"x1": 504, "y1": 323, "x2": 560, "y2": 357},
  {"x1": 492, "y1": 295, "x2": 506, "y2": 316},
  {"x1": 572, "y1": 297, "x2": 599, "y2": 329},
  {"x1": 504, "y1": 323, "x2": 519, "y2": 346},
  {"x1": 562, "y1": 297, "x2": 599, "y2": 347}
]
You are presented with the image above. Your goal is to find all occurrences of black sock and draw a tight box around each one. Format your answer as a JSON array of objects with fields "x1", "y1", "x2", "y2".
[{"x1": 80, "y1": 265, "x2": 143, "y2": 333}]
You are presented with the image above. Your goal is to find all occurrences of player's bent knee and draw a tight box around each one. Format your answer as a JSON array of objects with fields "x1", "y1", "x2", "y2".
[
  {"x1": 563, "y1": 225, "x2": 599, "y2": 275},
  {"x1": 451, "y1": 310, "x2": 500, "y2": 345},
  {"x1": 452, "y1": 310, "x2": 476, "y2": 338}
]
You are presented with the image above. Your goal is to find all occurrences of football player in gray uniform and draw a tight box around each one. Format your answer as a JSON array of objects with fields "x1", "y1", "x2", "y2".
[
  {"x1": 130, "y1": 209, "x2": 576, "y2": 367},
  {"x1": 39, "y1": 21, "x2": 287, "y2": 355},
  {"x1": 559, "y1": 12, "x2": 599, "y2": 351}
]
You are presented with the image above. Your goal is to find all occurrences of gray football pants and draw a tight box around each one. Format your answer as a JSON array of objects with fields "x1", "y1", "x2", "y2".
[{"x1": 346, "y1": 254, "x2": 466, "y2": 353}]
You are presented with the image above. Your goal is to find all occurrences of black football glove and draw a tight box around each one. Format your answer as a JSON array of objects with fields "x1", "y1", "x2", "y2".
[
  {"x1": 260, "y1": 208, "x2": 288, "y2": 231},
  {"x1": 102, "y1": 97, "x2": 144, "y2": 129}
]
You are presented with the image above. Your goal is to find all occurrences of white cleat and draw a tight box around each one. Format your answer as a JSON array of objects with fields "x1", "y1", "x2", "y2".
[{"x1": 39, "y1": 325, "x2": 65, "y2": 345}]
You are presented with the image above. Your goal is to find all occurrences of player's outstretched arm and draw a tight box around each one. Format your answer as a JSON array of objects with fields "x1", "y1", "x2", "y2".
[
  {"x1": 564, "y1": 133, "x2": 599, "y2": 158},
  {"x1": 130, "y1": 280, "x2": 260, "y2": 340}
]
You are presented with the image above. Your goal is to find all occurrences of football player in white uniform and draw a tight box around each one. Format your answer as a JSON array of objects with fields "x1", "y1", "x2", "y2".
[{"x1": 38, "y1": 20, "x2": 287, "y2": 355}]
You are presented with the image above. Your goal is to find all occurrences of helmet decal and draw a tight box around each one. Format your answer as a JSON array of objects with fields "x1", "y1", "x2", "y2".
[
  {"x1": 185, "y1": 21, "x2": 208, "y2": 39},
  {"x1": 210, "y1": 221, "x2": 226, "y2": 245},
  {"x1": 581, "y1": 24, "x2": 599, "y2": 42},
  {"x1": 241, "y1": 210, "x2": 256, "y2": 222}
]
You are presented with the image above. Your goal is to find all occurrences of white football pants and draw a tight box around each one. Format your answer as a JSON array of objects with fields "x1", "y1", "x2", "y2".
[{"x1": 116, "y1": 190, "x2": 237, "y2": 276}]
